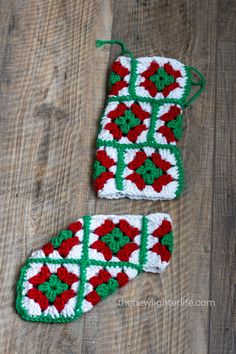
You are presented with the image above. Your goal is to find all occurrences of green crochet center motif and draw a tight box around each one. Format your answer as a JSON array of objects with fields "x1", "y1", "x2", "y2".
[
  {"x1": 150, "y1": 68, "x2": 175, "y2": 91},
  {"x1": 115, "y1": 110, "x2": 140, "y2": 134},
  {"x1": 136, "y1": 159, "x2": 163, "y2": 185},
  {"x1": 110, "y1": 72, "x2": 121, "y2": 85},
  {"x1": 93, "y1": 160, "x2": 106, "y2": 179},
  {"x1": 51, "y1": 230, "x2": 73, "y2": 248},
  {"x1": 167, "y1": 115, "x2": 183, "y2": 140},
  {"x1": 96, "y1": 278, "x2": 119, "y2": 299},
  {"x1": 160, "y1": 232, "x2": 174, "y2": 253},
  {"x1": 101, "y1": 227, "x2": 130, "y2": 253},
  {"x1": 38, "y1": 274, "x2": 68, "y2": 303}
]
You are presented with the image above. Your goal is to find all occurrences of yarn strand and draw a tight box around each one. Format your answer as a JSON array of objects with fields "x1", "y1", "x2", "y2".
[
  {"x1": 96, "y1": 39, "x2": 134, "y2": 59},
  {"x1": 184, "y1": 66, "x2": 206, "y2": 107}
]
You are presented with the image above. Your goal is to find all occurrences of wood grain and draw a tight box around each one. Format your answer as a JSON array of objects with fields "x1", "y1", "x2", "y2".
[
  {"x1": 209, "y1": 1, "x2": 236, "y2": 353},
  {"x1": 0, "y1": 0, "x2": 235, "y2": 353}
]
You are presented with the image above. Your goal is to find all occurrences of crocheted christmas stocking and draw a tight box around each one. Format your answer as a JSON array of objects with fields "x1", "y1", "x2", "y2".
[
  {"x1": 93, "y1": 40, "x2": 205, "y2": 200},
  {"x1": 16, "y1": 213, "x2": 173, "y2": 323}
]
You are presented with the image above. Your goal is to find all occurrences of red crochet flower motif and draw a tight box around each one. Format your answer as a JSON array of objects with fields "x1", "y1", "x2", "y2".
[
  {"x1": 109, "y1": 60, "x2": 130, "y2": 95},
  {"x1": 86, "y1": 269, "x2": 129, "y2": 306},
  {"x1": 42, "y1": 221, "x2": 82, "y2": 258},
  {"x1": 90, "y1": 219, "x2": 140, "y2": 261},
  {"x1": 93, "y1": 150, "x2": 116, "y2": 192},
  {"x1": 27, "y1": 265, "x2": 79, "y2": 312},
  {"x1": 157, "y1": 105, "x2": 182, "y2": 143},
  {"x1": 126, "y1": 151, "x2": 173, "y2": 192},
  {"x1": 104, "y1": 102, "x2": 150, "y2": 142},
  {"x1": 150, "y1": 219, "x2": 173, "y2": 262},
  {"x1": 140, "y1": 61, "x2": 182, "y2": 97}
]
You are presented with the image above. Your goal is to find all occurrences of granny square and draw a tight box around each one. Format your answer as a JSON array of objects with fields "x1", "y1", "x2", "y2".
[
  {"x1": 134, "y1": 57, "x2": 188, "y2": 100},
  {"x1": 98, "y1": 100, "x2": 152, "y2": 144}
]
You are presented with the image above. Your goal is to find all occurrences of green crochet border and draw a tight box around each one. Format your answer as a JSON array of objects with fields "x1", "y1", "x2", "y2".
[
  {"x1": 139, "y1": 216, "x2": 148, "y2": 266},
  {"x1": 96, "y1": 141, "x2": 184, "y2": 198},
  {"x1": 16, "y1": 216, "x2": 146, "y2": 323}
]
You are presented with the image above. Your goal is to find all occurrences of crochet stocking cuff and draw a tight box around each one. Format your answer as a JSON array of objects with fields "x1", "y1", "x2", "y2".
[{"x1": 16, "y1": 213, "x2": 173, "y2": 323}]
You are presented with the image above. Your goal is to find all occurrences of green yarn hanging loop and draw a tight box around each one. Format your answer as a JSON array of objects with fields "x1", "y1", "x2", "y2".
[{"x1": 184, "y1": 66, "x2": 206, "y2": 107}]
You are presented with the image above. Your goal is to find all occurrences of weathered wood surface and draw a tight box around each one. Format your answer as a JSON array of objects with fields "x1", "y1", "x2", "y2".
[{"x1": 0, "y1": 1, "x2": 235, "y2": 353}]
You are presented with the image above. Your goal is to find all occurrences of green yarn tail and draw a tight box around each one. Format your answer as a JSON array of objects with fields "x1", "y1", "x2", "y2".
[{"x1": 96, "y1": 39, "x2": 134, "y2": 59}]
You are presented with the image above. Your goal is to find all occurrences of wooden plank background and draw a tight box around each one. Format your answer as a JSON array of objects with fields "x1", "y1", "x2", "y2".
[{"x1": 0, "y1": 0, "x2": 235, "y2": 353}]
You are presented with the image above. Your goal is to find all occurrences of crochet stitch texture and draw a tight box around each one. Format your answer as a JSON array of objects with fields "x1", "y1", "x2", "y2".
[
  {"x1": 93, "y1": 40, "x2": 205, "y2": 200},
  {"x1": 16, "y1": 213, "x2": 173, "y2": 323}
]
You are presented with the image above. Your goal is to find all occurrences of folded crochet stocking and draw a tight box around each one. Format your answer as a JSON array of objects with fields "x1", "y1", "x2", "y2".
[
  {"x1": 93, "y1": 40, "x2": 205, "y2": 200},
  {"x1": 16, "y1": 213, "x2": 173, "y2": 323}
]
